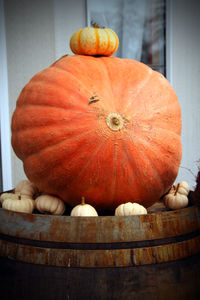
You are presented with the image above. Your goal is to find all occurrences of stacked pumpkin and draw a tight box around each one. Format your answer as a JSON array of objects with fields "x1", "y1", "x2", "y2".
[
  {"x1": 0, "y1": 180, "x2": 66, "y2": 215},
  {"x1": 8, "y1": 24, "x2": 184, "y2": 216}
]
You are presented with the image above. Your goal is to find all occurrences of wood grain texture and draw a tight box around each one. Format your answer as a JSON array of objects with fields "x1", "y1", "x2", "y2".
[
  {"x1": 0, "y1": 205, "x2": 199, "y2": 267},
  {"x1": 0, "y1": 202, "x2": 200, "y2": 299}
]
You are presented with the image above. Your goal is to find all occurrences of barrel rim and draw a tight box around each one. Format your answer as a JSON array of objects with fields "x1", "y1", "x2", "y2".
[{"x1": 0, "y1": 205, "x2": 199, "y2": 243}]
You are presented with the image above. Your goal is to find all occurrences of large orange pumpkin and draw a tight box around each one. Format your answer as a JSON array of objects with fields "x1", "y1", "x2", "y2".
[{"x1": 11, "y1": 55, "x2": 182, "y2": 210}]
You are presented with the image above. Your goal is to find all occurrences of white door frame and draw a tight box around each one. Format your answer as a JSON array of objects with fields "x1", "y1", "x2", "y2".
[{"x1": 0, "y1": 0, "x2": 12, "y2": 191}]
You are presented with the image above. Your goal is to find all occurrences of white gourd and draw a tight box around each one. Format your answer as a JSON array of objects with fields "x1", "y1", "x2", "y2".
[
  {"x1": 2, "y1": 193, "x2": 35, "y2": 214},
  {"x1": 163, "y1": 181, "x2": 190, "y2": 210},
  {"x1": 176, "y1": 181, "x2": 190, "y2": 195},
  {"x1": 115, "y1": 202, "x2": 147, "y2": 216},
  {"x1": 35, "y1": 194, "x2": 66, "y2": 215},
  {"x1": 15, "y1": 180, "x2": 39, "y2": 197},
  {"x1": 70, "y1": 197, "x2": 98, "y2": 217},
  {"x1": 0, "y1": 192, "x2": 17, "y2": 204}
]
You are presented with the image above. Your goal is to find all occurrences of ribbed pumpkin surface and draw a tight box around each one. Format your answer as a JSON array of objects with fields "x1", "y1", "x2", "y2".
[
  {"x1": 11, "y1": 55, "x2": 182, "y2": 210},
  {"x1": 70, "y1": 27, "x2": 119, "y2": 56}
]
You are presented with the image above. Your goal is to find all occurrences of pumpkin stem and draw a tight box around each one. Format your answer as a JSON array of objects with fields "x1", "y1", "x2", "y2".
[
  {"x1": 112, "y1": 117, "x2": 120, "y2": 126},
  {"x1": 91, "y1": 21, "x2": 99, "y2": 28},
  {"x1": 106, "y1": 113, "x2": 124, "y2": 131},
  {"x1": 174, "y1": 183, "x2": 180, "y2": 196},
  {"x1": 81, "y1": 197, "x2": 85, "y2": 205}
]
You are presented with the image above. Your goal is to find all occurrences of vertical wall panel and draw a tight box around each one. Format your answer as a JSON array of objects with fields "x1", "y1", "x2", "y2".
[
  {"x1": 170, "y1": 0, "x2": 200, "y2": 188},
  {"x1": 54, "y1": 0, "x2": 86, "y2": 59},
  {"x1": 0, "y1": 0, "x2": 12, "y2": 191},
  {"x1": 4, "y1": 0, "x2": 56, "y2": 187}
]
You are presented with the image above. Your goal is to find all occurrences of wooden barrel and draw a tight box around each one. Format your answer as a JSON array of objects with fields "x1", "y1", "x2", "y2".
[{"x1": 0, "y1": 203, "x2": 200, "y2": 300}]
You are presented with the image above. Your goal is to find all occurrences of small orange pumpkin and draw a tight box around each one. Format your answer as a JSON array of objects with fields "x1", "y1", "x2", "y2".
[{"x1": 70, "y1": 25, "x2": 119, "y2": 56}]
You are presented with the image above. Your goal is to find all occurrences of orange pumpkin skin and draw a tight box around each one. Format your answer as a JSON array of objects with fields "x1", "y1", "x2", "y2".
[{"x1": 11, "y1": 55, "x2": 182, "y2": 210}]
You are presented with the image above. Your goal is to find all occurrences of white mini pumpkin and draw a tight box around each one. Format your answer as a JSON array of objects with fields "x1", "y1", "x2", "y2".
[
  {"x1": 15, "y1": 180, "x2": 39, "y2": 197},
  {"x1": 0, "y1": 192, "x2": 17, "y2": 204},
  {"x1": 35, "y1": 194, "x2": 66, "y2": 215},
  {"x1": 115, "y1": 202, "x2": 147, "y2": 216},
  {"x1": 175, "y1": 181, "x2": 190, "y2": 195},
  {"x1": 2, "y1": 193, "x2": 35, "y2": 214},
  {"x1": 163, "y1": 181, "x2": 190, "y2": 210},
  {"x1": 70, "y1": 197, "x2": 98, "y2": 217}
]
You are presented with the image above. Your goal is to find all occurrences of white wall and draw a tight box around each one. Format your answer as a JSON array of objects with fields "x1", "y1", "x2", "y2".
[
  {"x1": 1, "y1": 0, "x2": 86, "y2": 190},
  {"x1": 169, "y1": 0, "x2": 200, "y2": 189},
  {"x1": 0, "y1": 0, "x2": 12, "y2": 191},
  {"x1": 4, "y1": 0, "x2": 55, "y2": 189}
]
